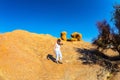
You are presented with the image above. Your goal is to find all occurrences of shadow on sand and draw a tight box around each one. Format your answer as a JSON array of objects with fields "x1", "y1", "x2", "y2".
[
  {"x1": 76, "y1": 48, "x2": 120, "y2": 73},
  {"x1": 47, "y1": 54, "x2": 56, "y2": 63},
  {"x1": 47, "y1": 54, "x2": 63, "y2": 64}
]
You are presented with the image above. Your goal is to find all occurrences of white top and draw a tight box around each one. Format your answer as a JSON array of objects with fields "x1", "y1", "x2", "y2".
[{"x1": 54, "y1": 43, "x2": 61, "y2": 51}]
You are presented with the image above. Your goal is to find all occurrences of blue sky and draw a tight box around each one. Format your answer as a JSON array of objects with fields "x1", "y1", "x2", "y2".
[{"x1": 0, "y1": 0, "x2": 120, "y2": 42}]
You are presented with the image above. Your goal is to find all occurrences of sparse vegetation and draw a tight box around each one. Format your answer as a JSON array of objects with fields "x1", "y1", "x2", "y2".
[
  {"x1": 92, "y1": 4, "x2": 120, "y2": 79},
  {"x1": 60, "y1": 31, "x2": 82, "y2": 41},
  {"x1": 93, "y1": 4, "x2": 120, "y2": 55},
  {"x1": 77, "y1": 4, "x2": 120, "y2": 80},
  {"x1": 70, "y1": 32, "x2": 82, "y2": 41},
  {"x1": 61, "y1": 31, "x2": 67, "y2": 41}
]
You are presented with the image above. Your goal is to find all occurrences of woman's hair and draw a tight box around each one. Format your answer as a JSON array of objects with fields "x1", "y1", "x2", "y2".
[
  {"x1": 57, "y1": 39, "x2": 63, "y2": 45},
  {"x1": 57, "y1": 39, "x2": 61, "y2": 43}
]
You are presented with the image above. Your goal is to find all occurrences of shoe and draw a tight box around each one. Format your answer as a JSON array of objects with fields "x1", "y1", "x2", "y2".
[
  {"x1": 58, "y1": 61, "x2": 63, "y2": 64},
  {"x1": 55, "y1": 60, "x2": 59, "y2": 64}
]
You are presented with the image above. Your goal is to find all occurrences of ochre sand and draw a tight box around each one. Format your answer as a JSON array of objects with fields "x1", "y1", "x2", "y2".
[{"x1": 0, "y1": 30, "x2": 119, "y2": 80}]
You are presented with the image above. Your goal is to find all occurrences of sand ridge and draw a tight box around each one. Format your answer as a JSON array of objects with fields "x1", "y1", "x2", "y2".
[{"x1": 0, "y1": 30, "x2": 119, "y2": 80}]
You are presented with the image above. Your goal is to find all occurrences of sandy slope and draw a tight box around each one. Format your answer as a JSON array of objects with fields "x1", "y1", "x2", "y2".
[{"x1": 0, "y1": 30, "x2": 119, "y2": 80}]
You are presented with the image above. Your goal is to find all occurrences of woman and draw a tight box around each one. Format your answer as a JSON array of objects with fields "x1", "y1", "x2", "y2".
[{"x1": 54, "y1": 39, "x2": 63, "y2": 64}]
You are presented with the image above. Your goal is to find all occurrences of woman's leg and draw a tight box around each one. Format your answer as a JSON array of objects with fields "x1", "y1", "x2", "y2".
[
  {"x1": 59, "y1": 50, "x2": 62, "y2": 62},
  {"x1": 55, "y1": 50, "x2": 59, "y2": 62}
]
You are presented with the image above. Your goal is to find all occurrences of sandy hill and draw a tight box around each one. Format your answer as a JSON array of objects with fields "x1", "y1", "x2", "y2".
[{"x1": 0, "y1": 30, "x2": 120, "y2": 80}]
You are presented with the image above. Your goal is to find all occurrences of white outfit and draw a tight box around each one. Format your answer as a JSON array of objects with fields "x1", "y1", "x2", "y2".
[{"x1": 54, "y1": 43, "x2": 62, "y2": 61}]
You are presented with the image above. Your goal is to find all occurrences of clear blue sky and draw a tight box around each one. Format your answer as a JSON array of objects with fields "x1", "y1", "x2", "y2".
[{"x1": 0, "y1": 0, "x2": 120, "y2": 42}]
